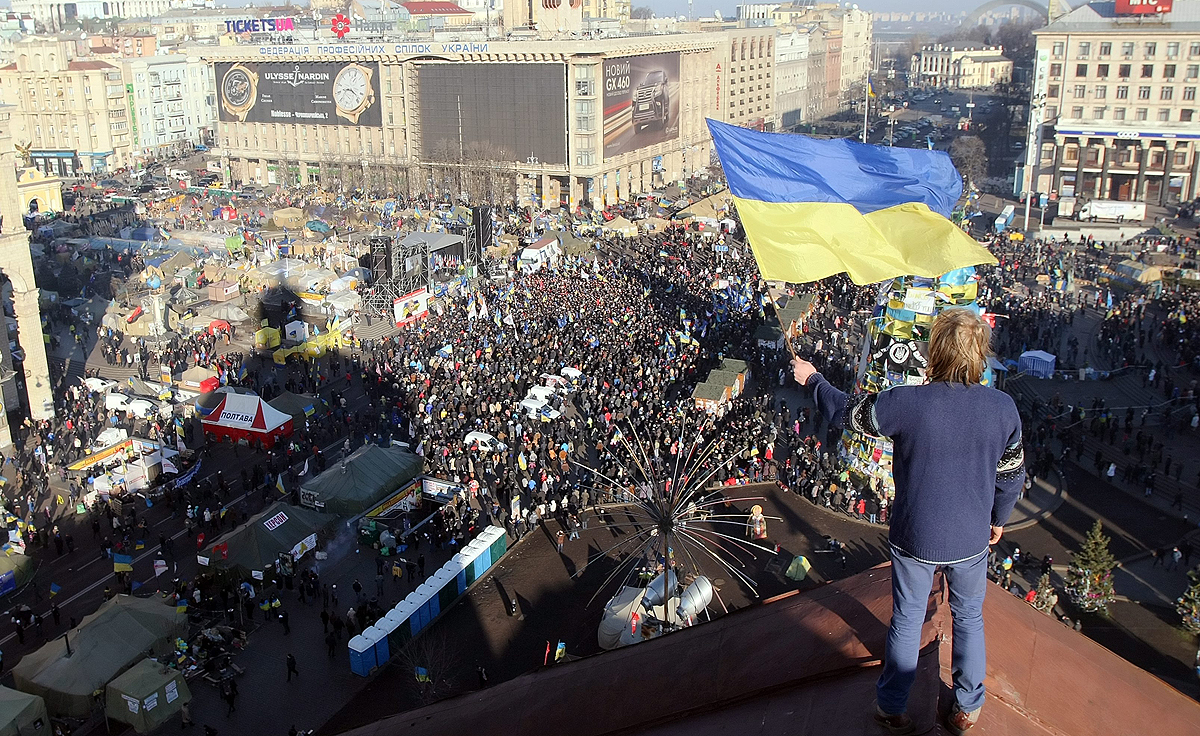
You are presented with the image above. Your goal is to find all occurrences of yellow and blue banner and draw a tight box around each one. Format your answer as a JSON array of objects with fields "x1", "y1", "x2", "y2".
[
  {"x1": 707, "y1": 119, "x2": 996, "y2": 285},
  {"x1": 867, "y1": 78, "x2": 876, "y2": 98}
]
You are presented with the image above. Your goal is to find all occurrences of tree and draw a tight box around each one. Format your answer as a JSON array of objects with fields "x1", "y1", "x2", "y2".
[
  {"x1": 949, "y1": 136, "x2": 988, "y2": 189},
  {"x1": 396, "y1": 632, "x2": 460, "y2": 706},
  {"x1": 1031, "y1": 573, "x2": 1058, "y2": 615},
  {"x1": 1065, "y1": 520, "x2": 1117, "y2": 614},
  {"x1": 630, "y1": 6, "x2": 653, "y2": 19},
  {"x1": 1177, "y1": 566, "x2": 1200, "y2": 635}
]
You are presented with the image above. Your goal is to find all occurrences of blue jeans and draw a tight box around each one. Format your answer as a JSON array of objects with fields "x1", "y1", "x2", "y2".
[{"x1": 877, "y1": 547, "x2": 988, "y2": 715}]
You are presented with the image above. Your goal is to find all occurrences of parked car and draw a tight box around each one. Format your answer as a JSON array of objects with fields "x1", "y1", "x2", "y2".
[{"x1": 463, "y1": 431, "x2": 507, "y2": 452}]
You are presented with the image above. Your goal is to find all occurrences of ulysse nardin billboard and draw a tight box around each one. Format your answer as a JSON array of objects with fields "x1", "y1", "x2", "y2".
[
  {"x1": 602, "y1": 52, "x2": 680, "y2": 158},
  {"x1": 216, "y1": 61, "x2": 382, "y2": 126}
]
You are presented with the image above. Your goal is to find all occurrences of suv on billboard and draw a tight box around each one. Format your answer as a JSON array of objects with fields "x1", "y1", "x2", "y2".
[{"x1": 632, "y1": 69, "x2": 670, "y2": 132}]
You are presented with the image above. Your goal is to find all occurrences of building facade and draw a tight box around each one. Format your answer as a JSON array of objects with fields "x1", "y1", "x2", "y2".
[
  {"x1": 774, "y1": 29, "x2": 809, "y2": 130},
  {"x1": 121, "y1": 55, "x2": 215, "y2": 157},
  {"x1": 1027, "y1": 0, "x2": 1200, "y2": 204},
  {"x1": 201, "y1": 30, "x2": 751, "y2": 208},
  {"x1": 0, "y1": 38, "x2": 133, "y2": 173},
  {"x1": 911, "y1": 44, "x2": 1013, "y2": 89},
  {"x1": 581, "y1": 0, "x2": 630, "y2": 23},
  {"x1": 11, "y1": 0, "x2": 179, "y2": 31}
]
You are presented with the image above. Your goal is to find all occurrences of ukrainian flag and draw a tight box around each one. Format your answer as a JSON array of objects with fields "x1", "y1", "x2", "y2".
[{"x1": 707, "y1": 119, "x2": 996, "y2": 285}]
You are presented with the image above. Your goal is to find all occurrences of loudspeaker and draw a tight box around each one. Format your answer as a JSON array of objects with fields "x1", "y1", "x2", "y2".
[{"x1": 471, "y1": 206, "x2": 493, "y2": 254}]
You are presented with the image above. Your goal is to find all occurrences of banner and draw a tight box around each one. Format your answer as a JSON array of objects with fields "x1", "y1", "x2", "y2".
[
  {"x1": 174, "y1": 459, "x2": 202, "y2": 489},
  {"x1": 602, "y1": 53, "x2": 680, "y2": 158},
  {"x1": 216, "y1": 61, "x2": 382, "y2": 127}
]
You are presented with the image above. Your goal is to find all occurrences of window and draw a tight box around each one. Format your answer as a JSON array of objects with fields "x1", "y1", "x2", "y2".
[
  {"x1": 1114, "y1": 107, "x2": 1126, "y2": 120},
  {"x1": 1076, "y1": 63, "x2": 1088, "y2": 77},
  {"x1": 1097, "y1": 64, "x2": 1109, "y2": 78},
  {"x1": 1079, "y1": 42, "x2": 1091, "y2": 58},
  {"x1": 1138, "y1": 85, "x2": 1151, "y2": 99},
  {"x1": 1095, "y1": 85, "x2": 1107, "y2": 98},
  {"x1": 1050, "y1": 63, "x2": 1063, "y2": 77},
  {"x1": 1192, "y1": 42, "x2": 1200, "y2": 57},
  {"x1": 1183, "y1": 109, "x2": 1195, "y2": 122},
  {"x1": 1074, "y1": 84, "x2": 1087, "y2": 98},
  {"x1": 1189, "y1": 65, "x2": 1199, "y2": 79},
  {"x1": 1161, "y1": 87, "x2": 1173, "y2": 100},
  {"x1": 1071, "y1": 106, "x2": 1084, "y2": 118},
  {"x1": 1168, "y1": 42, "x2": 1180, "y2": 58},
  {"x1": 1048, "y1": 84, "x2": 1060, "y2": 98},
  {"x1": 1052, "y1": 41, "x2": 1064, "y2": 57},
  {"x1": 1142, "y1": 64, "x2": 1154, "y2": 78},
  {"x1": 1185, "y1": 87, "x2": 1197, "y2": 101},
  {"x1": 1145, "y1": 42, "x2": 1157, "y2": 58},
  {"x1": 1136, "y1": 108, "x2": 1148, "y2": 120},
  {"x1": 1047, "y1": 105, "x2": 1058, "y2": 118},
  {"x1": 1093, "y1": 107, "x2": 1106, "y2": 119},
  {"x1": 1117, "y1": 85, "x2": 1129, "y2": 99},
  {"x1": 1165, "y1": 64, "x2": 1177, "y2": 79},
  {"x1": 1158, "y1": 108, "x2": 1171, "y2": 121},
  {"x1": 1100, "y1": 42, "x2": 1112, "y2": 56},
  {"x1": 1123, "y1": 42, "x2": 1135, "y2": 57},
  {"x1": 1119, "y1": 63, "x2": 1131, "y2": 78}
]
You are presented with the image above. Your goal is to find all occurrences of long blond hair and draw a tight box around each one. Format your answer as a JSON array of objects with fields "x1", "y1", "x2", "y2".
[{"x1": 927, "y1": 309, "x2": 991, "y2": 385}]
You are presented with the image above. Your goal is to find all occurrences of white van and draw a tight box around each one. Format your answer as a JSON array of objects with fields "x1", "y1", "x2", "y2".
[
  {"x1": 520, "y1": 397, "x2": 561, "y2": 422},
  {"x1": 168, "y1": 169, "x2": 191, "y2": 181}
]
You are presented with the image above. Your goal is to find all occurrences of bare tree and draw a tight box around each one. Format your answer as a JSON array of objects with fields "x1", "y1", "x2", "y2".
[
  {"x1": 630, "y1": 6, "x2": 653, "y2": 19},
  {"x1": 395, "y1": 632, "x2": 461, "y2": 706},
  {"x1": 950, "y1": 136, "x2": 988, "y2": 190}
]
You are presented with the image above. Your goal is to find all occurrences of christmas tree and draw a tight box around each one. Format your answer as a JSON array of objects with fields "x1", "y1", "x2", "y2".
[
  {"x1": 1065, "y1": 520, "x2": 1117, "y2": 614},
  {"x1": 1176, "y1": 566, "x2": 1200, "y2": 635},
  {"x1": 1031, "y1": 573, "x2": 1058, "y2": 615}
]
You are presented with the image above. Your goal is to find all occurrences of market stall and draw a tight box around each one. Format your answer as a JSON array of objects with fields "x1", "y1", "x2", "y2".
[
  {"x1": 104, "y1": 659, "x2": 191, "y2": 734},
  {"x1": 1018, "y1": 350, "x2": 1057, "y2": 379},
  {"x1": 200, "y1": 393, "x2": 292, "y2": 448},
  {"x1": 12, "y1": 596, "x2": 187, "y2": 718},
  {"x1": 180, "y1": 366, "x2": 219, "y2": 393},
  {"x1": 299, "y1": 445, "x2": 423, "y2": 516}
]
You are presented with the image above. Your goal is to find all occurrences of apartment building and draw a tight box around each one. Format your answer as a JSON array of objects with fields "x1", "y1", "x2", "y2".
[
  {"x1": 1027, "y1": 0, "x2": 1200, "y2": 204},
  {"x1": 911, "y1": 44, "x2": 1013, "y2": 89},
  {"x1": 122, "y1": 55, "x2": 215, "y2": 156}
]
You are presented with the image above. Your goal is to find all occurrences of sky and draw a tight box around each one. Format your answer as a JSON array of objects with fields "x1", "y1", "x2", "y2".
[{"x1": 639, "y1": 0, "x2": 967, "y2": 19}]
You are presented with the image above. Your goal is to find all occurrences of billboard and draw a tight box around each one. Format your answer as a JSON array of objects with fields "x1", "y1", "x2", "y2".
[
  {"x1": 603, "y1": 53, "x2": 680, "y2": 159},
  {"x1": 1114, "y1": 0, "x2": 1172, "y2": 13},
  {"x1": 394, "y1": 287, "x2": 430, "y2": 327},
  {"x1": 216, "y1": 61, "x2": 382, "y2": 127},
  {"x1": 417, "y1": 63, "x2": 567, "y2": 165}
]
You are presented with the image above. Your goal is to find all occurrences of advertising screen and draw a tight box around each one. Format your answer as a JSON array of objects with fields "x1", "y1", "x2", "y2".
[
  {"x1": 215, "y1": 61, "x2": 382, "y2": 127},
  {"x1": 417, "y1": 63, "x2": 567, "y2": 165},
  {"x1": 1114, "y1": 0, "x2": 1172, "y2": 14},
  {"x1": 602, "y1": 53, "x2": 680, "y2": 158}
]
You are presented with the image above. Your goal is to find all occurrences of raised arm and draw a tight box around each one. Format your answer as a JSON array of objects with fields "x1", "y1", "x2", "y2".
[{"x1": 792, "y1": 358, "x2": 883, "y2": 436}]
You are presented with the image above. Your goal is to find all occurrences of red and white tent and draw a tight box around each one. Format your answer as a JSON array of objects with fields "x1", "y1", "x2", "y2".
[{"x1": 201, "y1": 393, "x2": 293, "y2": 448}]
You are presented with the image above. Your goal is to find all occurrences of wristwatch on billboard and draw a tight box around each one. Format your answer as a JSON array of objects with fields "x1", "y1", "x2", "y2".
[
  {"x1": 220, "y1": 64, "x2": 258, "y2": 122},
  {"x1": 333, "y1": 63, "x2": 375, "y2": 124}
]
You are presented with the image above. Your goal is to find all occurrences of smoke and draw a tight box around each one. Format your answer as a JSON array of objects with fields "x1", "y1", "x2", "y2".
[{"x1": 313, "y1": 520, "x2": 359, "y2": 575}]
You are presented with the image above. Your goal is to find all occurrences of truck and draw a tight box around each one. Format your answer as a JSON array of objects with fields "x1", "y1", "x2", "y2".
[
  {"x1": 1075, "y1": 199, "x2": 1146, "y2": 223},
  {"x1": 632, "y1": 69, "x2": 671, "y2": 131},
  {"x1": 994, "y1": 204, "x2": 1017, "y2": 232}
]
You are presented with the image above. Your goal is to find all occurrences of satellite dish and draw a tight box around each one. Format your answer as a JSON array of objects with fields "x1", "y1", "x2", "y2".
[{"x1": 713, "y1": 10, "x2": 722, "y2": 20}]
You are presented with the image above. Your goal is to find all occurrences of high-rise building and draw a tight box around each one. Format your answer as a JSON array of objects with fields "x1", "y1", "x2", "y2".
[
  {"x1": 121, "y1": 55, "x2": 216, "y2": 157},
  {"x1": 1026, "y1": 0, "x2": 1200, "y2": 204}
]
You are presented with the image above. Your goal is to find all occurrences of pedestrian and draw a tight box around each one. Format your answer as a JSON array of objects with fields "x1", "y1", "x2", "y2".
[
  {"x1": 795, "y1": 309, "x2": 1023, "y2": 735},
  {"x1": 279, "y1": 609, "x2": 290, "y2": 635},
  {"x1": 286, "y1": 653, "x2": 299, "y2": 682},
  {"x1": 1169, "y1": 546, "x2": 1183, "y2": 571},
  {"x1": 320, "y1": 609, "x2": 330, "y2": 633},
  {"x1": 417, "y1": 554, "x2": 426, "y2": 579},
  {"x1": 352, "y1": 578, "x2": 363, "y2": 602},
  {"x1": 322, "y1": 584, "x2": 330, "y2": 609},
  {"x1": 331, "y1": 584, "x2": 338, "y2": 609},
  {"x1": 1152, "y1": 548, "x2": 1165, "y2": 567},
  {"x1": 556, "y1": 529, "x2": 565, "y2": 553},
  {"x1": 326, "y1": 631, "x2": 337, "y2": 658},
  {"x1": 477, "y1": 665, "x2": 489, "y2": 688},
  {"x1": 375, "y1": 572, "x2": 385, "y2": 598}
]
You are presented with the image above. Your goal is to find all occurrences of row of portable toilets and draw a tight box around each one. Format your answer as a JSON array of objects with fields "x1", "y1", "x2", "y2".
[{"x1": 348, "y1": 525, "x2": 508, "y2": 676}]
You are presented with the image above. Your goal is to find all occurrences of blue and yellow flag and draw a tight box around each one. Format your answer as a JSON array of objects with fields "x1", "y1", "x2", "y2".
[
  {"x1": 707, "y1": 119, "x2": 995, "y2": 285},
  {"x1": 867, "y1": 78, "x2": 876, "y2": 98}
]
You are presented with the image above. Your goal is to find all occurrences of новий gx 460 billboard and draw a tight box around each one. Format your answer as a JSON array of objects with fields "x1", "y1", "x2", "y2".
[
  {"x1": 216, "y1": 61, "x2": 382, "y2": 127},
  {"x1": 602, "y1": 53, "x2": 680, "y2": 159}
]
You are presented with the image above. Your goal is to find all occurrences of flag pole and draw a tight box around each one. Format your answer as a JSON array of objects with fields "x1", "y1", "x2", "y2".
[{"x1": 862, "y1": 80, "x2": 869, "y2": 143}]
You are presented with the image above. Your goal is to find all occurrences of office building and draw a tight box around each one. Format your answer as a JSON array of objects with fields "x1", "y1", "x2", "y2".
[{"x1": 911, "y1": 44, "x2": 1013, "y2": 89}]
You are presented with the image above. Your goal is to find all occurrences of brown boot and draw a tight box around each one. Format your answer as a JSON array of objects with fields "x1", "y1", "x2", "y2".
[
  {"x1": 874, "y1": 704, "x2": 916, "y2": 735},
  {"x1": 946, "y1": 703, "x2": 981, "y2": 735}
]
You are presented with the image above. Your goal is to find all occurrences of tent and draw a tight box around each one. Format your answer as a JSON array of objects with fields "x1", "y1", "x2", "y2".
[
  {"x1": 201, "y1": 393, "x2": 292, "y2": 448},
  {"x1": 12, "y1": 596, "x2": 187, "y2": 718},
  {"x1": 201, "y1": 501, "x2": 336, "y2": 576},
  {"x1": 299, "y1": 445, "x2": 423, "y2": 516},
  {"x1": 324, "y1": 290, "x2": 362, "y2": 315},
  {"x1": 270, "y1": 207, "x2": 305, "y2": 229},
  {"x1": 268, "y1": 391, "x2": 323, "y2": 426},
  {"x1": 0, "y1": 686, "x2": 48, "y2": 736},
  {"x1": 194, "y1": 386, "x2": 257, "y2": 417},
  {"x1": 0, "y1": 553, "x2": 34, "y2": 596},
  {"x1": 1018, "y1": 350, "x2": 1057, "y2": 379},
  {"x1": 603, "y1": 216, "x2": 637, "y2": 237},
  {"x1": 104, "y1": 659, "x2": 191, "y2": 733},
  {"x1": 254, "y1": 326, "x2": 281, "y2": 349},
  {"x1": 180, "y1": 366, "x2": 219, "y2": 393}
]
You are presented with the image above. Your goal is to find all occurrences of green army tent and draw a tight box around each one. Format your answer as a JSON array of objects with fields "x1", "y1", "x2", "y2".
[
  {"x1": 12, "y1": 596, "x2": 186, "y2": 718},
  {"x1": 299, "y1": 445, "x2": 423, "y2": 516},
  {"x1": 105, "y1": 658, "x2": 191, "y2": 733},
  {"x1": 0, "y1": 552, "x2": 34, "y2": 596},
  {"x1": 0, "y1": 686, "x2": 48, "y2": 736},
  {"x1": 200, "y1": 501, "x2": 337, "y2": 577}
]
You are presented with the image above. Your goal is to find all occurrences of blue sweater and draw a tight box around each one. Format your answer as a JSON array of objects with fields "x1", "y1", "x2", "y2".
[{"x1": 810, "y1": 374, "x2": 1025, "y2": 564}]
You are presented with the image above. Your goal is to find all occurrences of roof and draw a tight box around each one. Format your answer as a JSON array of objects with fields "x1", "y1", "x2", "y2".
[
  {"x1": 719, "y1": 357, "x2": 749, "y2": 373},
  {"x1": 400, "y1": 1, "x2": 473, "y2": 14},
  {"x1": 706, "y1": 369, "x2": 742, "y2": 388},
  {"x1": 66, "y1": 60, "x2": 115, "y2": 71},
  {"x1": 1039, "y1": 0, "x2": 1200, "y2": 33},
  {"x1": 334, "y1": 564, "x2": 1200, "y2": 736},
  {"x1": 202, "y1": 501, "x2": 336, "y2": 573},
  {"x1": 0, "y1": 686, "x2": 47, "y2": 736},
  {"x1": 201, "y1": 393, "x2": 290, "y2": 433},
  {"x1": 691, "y1": 382, "x2": 728, "y2": 401},
  {"x1": 299, "y1": 445, "x2": 423, "y2": 516}
]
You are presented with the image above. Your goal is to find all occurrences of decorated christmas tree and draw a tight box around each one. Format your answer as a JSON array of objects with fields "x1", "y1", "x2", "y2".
[
  {"x1": 1065, "y1": 520, "x2": 1117, "y2": 614},
  {"x1": 1176, "y1": 566, "x2": 1200, "y2": 635},
  {"x1": 1031, "y1": 573, "x2": 1058, "y2": 615}
]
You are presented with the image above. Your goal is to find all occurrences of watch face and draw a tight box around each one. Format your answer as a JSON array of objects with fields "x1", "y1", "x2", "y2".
[
  {"x1": 223, "y1": 68, "x2": 253, "y2": 108},
  {"x1": 334, "y1": 66, "x2": 368, "y2": 111}
]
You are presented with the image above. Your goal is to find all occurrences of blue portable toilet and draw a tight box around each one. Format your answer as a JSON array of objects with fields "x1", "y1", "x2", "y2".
[
  {"x1": 348, "y1": 634, "x2": 375, "y2": 676},
  {"x1": 473, "y1": 545, "x2": 492, "y2": 578},
  {"x1": 364, "y1": 624, "x2": 390, "y2": 663},
  {"x1": 434, "y1": 569, "x2": 457, "y2": 611},
  {"x1": 384, "y1": 604, "x2": 411, "y2": 651},
  {"x1": 450, "y1": 554, "x2": 469, "y2": 594},
  {"x1": 460, "y1": 541, "x2": 485, "y2": 586}
]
